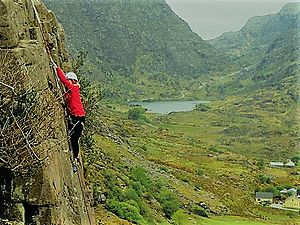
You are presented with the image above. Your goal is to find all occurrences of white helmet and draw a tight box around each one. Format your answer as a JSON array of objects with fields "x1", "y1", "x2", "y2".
[{"x1": 65, "y1": 72, "x2": 78, "y2": 81}]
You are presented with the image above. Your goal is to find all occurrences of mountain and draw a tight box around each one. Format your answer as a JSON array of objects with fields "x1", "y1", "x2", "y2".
[
  {"x1": 44, "y1": 0, "x2": 232, "y2": 100},
  {"x1": 210, "y1": 2, "x2": 299, "y2": 66},
  {"x1": 209, "y1": 2, "x2": 300, "y2": 98},
  {"x1": 1, "y1": 1, "x2": 299, "y2": 225}
]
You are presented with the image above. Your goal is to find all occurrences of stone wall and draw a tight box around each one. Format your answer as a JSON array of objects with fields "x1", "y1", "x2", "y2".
[{"x1": 0, "y1": 0, "x2": 93, "y2": 224}]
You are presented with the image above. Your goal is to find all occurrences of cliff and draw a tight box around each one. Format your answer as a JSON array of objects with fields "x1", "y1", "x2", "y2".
[{"x1": 0, "y1": 0, "x2": 93, "y2": 224}]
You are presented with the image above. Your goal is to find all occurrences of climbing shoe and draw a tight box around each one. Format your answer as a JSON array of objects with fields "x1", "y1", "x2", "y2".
[
  {"x1": 72, "y1": 163, "x2": 78, "y2": 173},
  {"x1": 72, "y1": 158, "x2": 79, "y2": 173}
]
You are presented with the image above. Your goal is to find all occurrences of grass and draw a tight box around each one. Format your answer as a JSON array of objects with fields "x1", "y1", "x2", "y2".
[
  {"x1": 265, "y1": 168, "x2": 289, "y2": 178},
  {"x1": 83, "y1": 95, "x2": 299, "y2": 225},
  {"x1": 196, "y1": 216, "x2": 277, "y2": 225},
  {"x1": 168, "y1": 210, "x2": 282, "y2": 225}
]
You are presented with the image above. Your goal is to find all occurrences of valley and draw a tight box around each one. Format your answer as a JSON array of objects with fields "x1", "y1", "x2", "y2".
[
  {"x1": 80, "y1": 93, "x2": 299, "y2": 224},
  {"x1": 43, "y1": 0, "x2": 300, "y2": 224},
  {"x1": 0, "y1": 0, "x2": 299, "y2": 224}
]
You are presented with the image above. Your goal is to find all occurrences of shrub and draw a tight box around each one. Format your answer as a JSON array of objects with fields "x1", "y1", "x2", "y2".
[
  {"x1": 208, "y1": 145, "x2": 223, "y2": 153},
  {"x1": 125, "y1": 187, "x2": 140, "y2": 202},
  {"x1": 131, "y1": 181, "x2": 144, "y2": 196},
  {"x1": 80, "y1": 135, "x2": 94, "y2": 149},
  {"x1": 191, "y1": 205, "x2": 209, "y2": 218},
  {"x1": 104, "y1": 170, "x2": 124, "y2": 201},
  {"x1": 128, "y1": 107, "x2": 146, "y2": 120},
  {"x1": 195, "y1": 103, "x2": 211, "y2": 112},
  {"x1": 130, "y1": 166, "x2": 152, "y2": 189},
  {"x1": 141, "y1": 145, "x2": 148, "y2": 151},
  {"x1": 125, "y1": 199, "x2": 140, "y2": 212},
  {"x1": 157, "y1": 190, "x2": 180, "y2": 219},
  {"x1": 171, "y1": 209, "x2": 189, "y2": 225},
  {"x1": 291, "y1": 156, "x2": 300, "y2": 164},
  {"x1": 263, "y1": 186, "x2": 280, "y2": 197},
  {"x1": 258, "y1": 174, "x2": 271, "y2": 184},
  {"x1": 257, "y1": 159, "x2": 265, "y2": 170},
  {"x1": 106, "y1": 200, "x2": 146, "y2": 224},
  {"x1": 196, "y1": 168, "x2": 204, "y2": 176}
]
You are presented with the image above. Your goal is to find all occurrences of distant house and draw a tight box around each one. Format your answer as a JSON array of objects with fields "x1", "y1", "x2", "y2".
[
  {"x1": 283, "y1": 196, "x2": 300, "y2": 209},
  {"x1": 255, "y1": 192, "x2": 273, "y2": 204},
  {"x1": 280, "y1": 189, "x2": 288, "y2": 195},
  {"x1": 270, "y1": 162, "x2": 284, "y2": 167},
  {"x1": 287, "y1": 188, "x2": 297, "y2": 196},
  {"x1": 285, "y1": 160, "x2": 295, "y2": 167},
  {"x1": 269, "y1": 160, "x2": 295, "y2": 168}
]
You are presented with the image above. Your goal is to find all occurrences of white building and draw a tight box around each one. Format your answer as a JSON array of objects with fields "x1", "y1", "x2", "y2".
[
  {"x1": 285, "y1": 160, "x2": 295, "y2": 167},
  {"x1": 270, "y1": 162, "x2": 284, "y2": 167}
]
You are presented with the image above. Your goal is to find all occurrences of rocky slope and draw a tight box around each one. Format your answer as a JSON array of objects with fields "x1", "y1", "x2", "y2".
[
  {"x1": 210, "y1": 2, "x2": 299, "y2": 66},
  {"x1": 40, "y1": 1, "x2": 300, "y2": 102},
  {"x1": 43, "y1": 0, "x2": 233, "y2": 100},
  {"x1": 45, "y1": 0, "x2": 229, "y2": 77},
  {"x1": 0, "y1": 0, "x2": 93, "y2": 224},
  {"x1": 208, "y1": 2, "x2": 299, "y2": 98}
]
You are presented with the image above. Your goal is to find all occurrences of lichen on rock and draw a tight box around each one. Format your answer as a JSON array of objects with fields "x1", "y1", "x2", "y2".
[{"x1": 0, "y1": 0, "x2": 93, "y2": 224}]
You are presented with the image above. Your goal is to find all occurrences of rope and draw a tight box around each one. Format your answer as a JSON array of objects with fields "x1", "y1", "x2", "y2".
[
  {"x1": 67, "y1": 136, "x2": 94, "y2": 225},
  {"x1": 30, "y1": 0, "x2": 51, "y2": 58},
  {"x1": 30, "y1": 0, "x2": 67, "y2": 125},
  {"x1": 30, "y1": 0, "x2": 61, "y2": 91},
  {"x1": 30, "y1": 1, "x2": 94, "y2": 224},
  {"x1": 77, "y1": 161, "x2": 94, "y2": 225}
]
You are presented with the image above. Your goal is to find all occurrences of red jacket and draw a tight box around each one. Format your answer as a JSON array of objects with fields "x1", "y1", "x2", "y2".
[{"x1": 56, "y1": 67, "x2": 86, "y2": 117}]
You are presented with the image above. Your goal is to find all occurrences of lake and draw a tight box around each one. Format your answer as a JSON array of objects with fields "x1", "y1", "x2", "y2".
[{"x1": 129, "y1": 100, "x2": 209, "y2": 114}]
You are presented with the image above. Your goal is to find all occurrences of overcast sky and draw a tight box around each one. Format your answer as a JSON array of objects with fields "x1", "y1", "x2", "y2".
[{"x1": 165, "y1": 0, "x2": 299, "y2": 40}]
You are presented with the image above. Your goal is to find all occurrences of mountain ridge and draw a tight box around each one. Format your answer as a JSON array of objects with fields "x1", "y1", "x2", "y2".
[
  {"x1": 210, "y1": 2, "x2": 299, "y2": 64},
  {"x1": 208, "y1": 2, "x2": 299, "y2": 99},
  {"x1": 44, "y1": 0, "x2": 233, "y2": 99},
  {"x1": 1, "y1": 1, "x2": 298, "y2": 224}
]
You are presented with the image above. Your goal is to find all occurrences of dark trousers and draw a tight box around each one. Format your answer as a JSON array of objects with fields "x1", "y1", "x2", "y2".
[{"x1": 68, "y1": 115, "x2": 85, "y2": 159}]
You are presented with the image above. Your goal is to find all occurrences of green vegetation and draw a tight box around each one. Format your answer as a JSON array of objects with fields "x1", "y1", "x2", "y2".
[
  {"x1": 156, "y1": 189, "x2": 180, "y2": 219},
  {"x1": 44, "y1": 0, "x2": 232, "y2": 100},
  {"x1": 79, "y1": 63, "x2": 299, "y2": 224},
  {"x1": 196, "y1": 216, "x2": 279, "y2": 225},
  {"x1": 195, "y1": 103, "x2": 211, "y2": 112},
  {"x1": 106, "y1": 199, "x2": 146, "y2": 224},
  {"x1": 88, "y1": 145, "x2": 182, "y2": 224},
  {"x1": 43, "y1": 0, "x2": 299, "y2": 224},
  {"x1": 191, "y1": 205, "x2": 209, "y2": 218},
  {"x1": 258, "y1": 174, "x2": 271, "y2": 184},
  {"x1": 291, "y1": 156, "x2": 300, "y2": 164},
  {"x1": 128, "y1": 107, "x2": 147, "y2": 121},
  {"x1": 79, "y1": 95, "x2": 299, "y2": 224},
  {"x1": 210, "y1": 2, "x2": 299, "y2": 99}
]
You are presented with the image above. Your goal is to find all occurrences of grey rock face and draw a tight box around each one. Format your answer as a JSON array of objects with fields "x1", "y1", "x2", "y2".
[{"x1": 0, "y1": 1, "x2": 94, "y2": 224}]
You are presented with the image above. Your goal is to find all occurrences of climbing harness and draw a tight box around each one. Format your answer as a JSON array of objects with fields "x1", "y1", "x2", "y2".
[{"x1": 30, "y1": 1, "x2": 94, "y2": 224}]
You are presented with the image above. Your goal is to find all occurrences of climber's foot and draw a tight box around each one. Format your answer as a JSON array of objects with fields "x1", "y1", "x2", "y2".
[{"x1": 72, "y1": 158, "x2": 79, "y2": 173}]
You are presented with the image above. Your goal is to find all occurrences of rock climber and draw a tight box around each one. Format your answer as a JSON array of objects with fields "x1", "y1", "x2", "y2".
[{"x1": 51, "y1": 60, "x2": 86, "y2": 172}]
